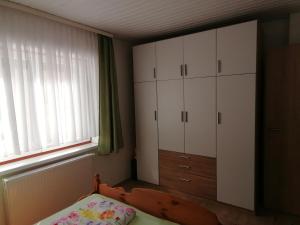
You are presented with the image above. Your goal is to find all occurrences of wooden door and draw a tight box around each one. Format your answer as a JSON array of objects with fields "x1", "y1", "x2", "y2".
[
  {"x1": 133, "y1": 43, "x2": 156, "y2": 82},
  {"x1": 157, "y1": 79, "x2": 184, "y2": 152},
  {"x1": 183, "y1": 29, "x2": 216, "y2": 78},
  {"x1": 217, "y1": 74, "x2": 256, "y2": 210},
  {"x1": 156, "y1": 37, "x2": 183, "y2": 80},
  {"x1": 217, "y1": 20, "x2": 257, "y2": 76},
  {"x1": 184, "y1": 77, "x2": 216, "y2": 157},
  {"x1": 264, "y1": 45, "x2": 300, "y2": 215},
  {"x1": 134, "y1": 82, "x2": 159, "y2": 184}
]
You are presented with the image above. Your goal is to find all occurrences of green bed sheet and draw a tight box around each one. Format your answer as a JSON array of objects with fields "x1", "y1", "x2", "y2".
[{"x1": 35, "y1": 194, "x2": 179, "y2": 225}]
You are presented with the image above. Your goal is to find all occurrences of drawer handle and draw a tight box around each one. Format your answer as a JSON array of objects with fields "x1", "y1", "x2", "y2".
[
  {"x1": 179, "y1": 178, "x2": 191, "y2": 182},
  {"x1": 178, "y1": 165, "x2": 190, "y2": 169},
  {"x1": 179, "y1": 155, "x2": 190, "y2": 159}
]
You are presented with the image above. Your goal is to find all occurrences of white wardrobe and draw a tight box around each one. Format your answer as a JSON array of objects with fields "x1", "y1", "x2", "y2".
[{"x1": 133, "y1": 20, "x2": 257, "y2": 210}]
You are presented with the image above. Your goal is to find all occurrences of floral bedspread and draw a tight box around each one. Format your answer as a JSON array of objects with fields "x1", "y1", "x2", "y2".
[{"x1": 51, "y1": 198, "x2": 136, "y2": 225}]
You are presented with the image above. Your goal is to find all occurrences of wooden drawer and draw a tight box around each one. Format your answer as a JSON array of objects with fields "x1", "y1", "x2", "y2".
[
  {"x1": 159, "y1": 149, "x2": 216, "y2": 178},
  {"x1": 160, "y1": 166, "x2": 216, "y2": 200},
  {"x1": 159, "y1": 149, "x2": 217, "y2": 199}
]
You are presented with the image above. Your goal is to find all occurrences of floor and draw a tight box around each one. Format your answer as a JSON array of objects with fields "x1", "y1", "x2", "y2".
[{"x1": 118, "y1": 179, "x2": 300, "y2": 225}]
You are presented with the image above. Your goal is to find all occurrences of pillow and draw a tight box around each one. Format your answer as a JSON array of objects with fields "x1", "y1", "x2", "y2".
[{"x1": 52, "y1": 198, "x2": 136, "y2": 225}]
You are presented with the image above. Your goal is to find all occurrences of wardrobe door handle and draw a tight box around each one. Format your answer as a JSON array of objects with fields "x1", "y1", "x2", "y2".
[
  {"x1": 185, "y1": 111, "x2": 188, "y2": 122},
  {"x1": 217, "y1": 60, "x2": 222, "y2": 73},
  {"x1": 154, "y1": 110, "x2": 157, "y2": 121},
  {"x1": 184, "y1": 64, "x2": 187, "y2": 76},
  {"x1": 269, "y1": 128, "x2": 280, "y2": 132},
  {"x1": 181, "y1": 111, "x2": 184, "y2": 122},
  {"x1": 180, "y1": 64, "x2": 184, "y2": 76},
  {"x1": 179, "y1": 178, "x2": 192, "y2": 182},
  {"x1": 153, "y1": 68, "x2": 156, "y2": 79},
  {"x1": 217, "y1": 112, "x2": 221, "y2": 124}
]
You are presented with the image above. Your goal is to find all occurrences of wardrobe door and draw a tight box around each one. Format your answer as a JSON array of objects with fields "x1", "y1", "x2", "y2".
[
  {"x1": 217, "y1": 20, "x2": 257, "y2": 76},
  {"x1": 133, "y1": 43, "x2": 156, "y2": 82},
  {"x1": 157, "y1": 80, "x2": 184, "y2": 152},
  {"x1": 134, "y1": 82, "x2": 159, "y2": 184},
  {"x1": 183, "y1": 29, "x2": 216, "y2": 78},
  {"x1": 184, "y1": 77, "x2": 216, "y2": 157},
  {"x1": 217, "y1": 74, "x2": 256, "y2": 210},
  {"x1": 264, "y1": 46, "x2": 300, "y2": 215},
  {"x1": 156, "y1": 37, "x2": 183, "y2": 80}
]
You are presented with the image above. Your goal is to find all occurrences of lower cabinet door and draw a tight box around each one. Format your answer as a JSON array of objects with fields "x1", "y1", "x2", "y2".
[
  {"x1": 157, "y1": 79, "x2": 184, "y2": 152},
  {"x1": 134, "y1": 82, "x2": 159, "y2": 184},
  {"x1": 184, "y1": 77, "x2": 216, "y2": 157},
  {"x1": 217, "y1": 74, "x2": 256, "y2": 210}
]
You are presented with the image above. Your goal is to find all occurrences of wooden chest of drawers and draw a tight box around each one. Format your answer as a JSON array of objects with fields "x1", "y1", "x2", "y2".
[{"x1": 159, "y1": 149, "x2": 216, "y2": 200}]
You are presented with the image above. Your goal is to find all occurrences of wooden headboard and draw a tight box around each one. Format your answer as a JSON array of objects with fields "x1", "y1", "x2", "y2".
[{"x1": 93, "y1": 174, "x2": 221, "y2": 225}]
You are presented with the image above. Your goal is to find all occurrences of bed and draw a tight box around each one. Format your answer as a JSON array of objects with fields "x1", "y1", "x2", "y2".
[{"x1": 36, "y1": 174, "x2": 221, "y2": 225}]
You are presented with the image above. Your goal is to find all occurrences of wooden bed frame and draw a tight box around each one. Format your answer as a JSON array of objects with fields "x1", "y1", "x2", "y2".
[{"x1": 88, "y1": 174, "x2": 221, "y2": 225}]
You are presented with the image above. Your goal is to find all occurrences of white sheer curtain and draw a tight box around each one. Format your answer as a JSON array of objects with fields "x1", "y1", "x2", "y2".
[{"x1": 0, "y1": 6, "x2": 99, "y2": 160}]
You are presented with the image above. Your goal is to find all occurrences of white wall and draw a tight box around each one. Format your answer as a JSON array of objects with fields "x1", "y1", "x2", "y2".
[
  {"x1": 0, "y1": 38, "x2": 133, "y2": 225},
  {"x1": 93, "y1": 38, "x2": 134, "y2": 185},
  {"x1": 290, "y1": 12, "x2": 300, "y2": 44}
]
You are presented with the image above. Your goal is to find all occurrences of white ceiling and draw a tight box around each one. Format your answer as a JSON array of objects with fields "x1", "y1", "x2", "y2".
[{"x1": 10, "y1": 0, "x2": 300, "y2": 41}]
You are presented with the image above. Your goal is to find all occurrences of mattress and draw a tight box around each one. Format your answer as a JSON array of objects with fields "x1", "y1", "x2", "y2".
[{"x1": 35, "y1": 194, "x2": 178, "y2": 225}]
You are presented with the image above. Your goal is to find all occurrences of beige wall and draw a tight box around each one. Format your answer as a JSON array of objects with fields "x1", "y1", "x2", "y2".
[
  {"x1": 0, "y1": 185, "x2": 4, "y2": 225},
  {"x1": 262, "y1": 19, "x2": 289, "y2": 50},
  {"x1": 290, "y1": 12, "x2": 300, "y2": 44},
  {"x1": 0, "y1": 38, "x2": 133, "y2": 225},
  {"x1": 93, "y1": 38, "x2": 134, "y2": 185}
]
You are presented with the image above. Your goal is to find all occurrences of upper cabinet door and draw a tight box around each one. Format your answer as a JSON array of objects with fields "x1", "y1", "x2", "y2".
[
  {"x1": 184, "y1": 77, "x2": 216, "y2": 157},
  {"x1": 184, "y1": 30, "x2": 216, "y2": 78},
  {"x1": 133, "y1": 43, "x2": 156, "y2": 82},
  {"x1": 156, "y1": 37, "x2": 183, "y2": 80},
  {"x1": 217, "y1": 20, "x2": 257, "y2": 76},
  {"x1": 157, "y1": 80, "x2": 184, "y2": 152},
  {"x1": 134, "y1": 82, "x2": 159, "y2": 184}
]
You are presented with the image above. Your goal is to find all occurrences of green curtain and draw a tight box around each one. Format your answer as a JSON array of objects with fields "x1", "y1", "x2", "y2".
[{"x1": 98, "y1": 35, "x2": 123, "y2": 154}]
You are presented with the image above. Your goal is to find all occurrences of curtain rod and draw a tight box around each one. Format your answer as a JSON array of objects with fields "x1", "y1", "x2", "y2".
[{"x1": 0, "y1": 0, "x2": 114, "y2": 38}]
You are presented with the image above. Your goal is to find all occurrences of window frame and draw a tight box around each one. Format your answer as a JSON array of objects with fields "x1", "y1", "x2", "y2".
[{"x1": 0, "y1": 140, "x2": 92, "y2": 166}]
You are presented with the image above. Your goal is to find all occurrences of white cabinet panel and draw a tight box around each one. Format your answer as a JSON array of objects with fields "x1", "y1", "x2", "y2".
[
  {"x1": 217, "y1": 20, "x2": 257, "y2": 76},
  {"x1": 133, "y1": 43, "x2": 156, "y2": 82},
  {"x1": 134, "y1": 82, "x2": 158, "y2": 184},
  {"x1": 157, "y1": 80, "x2": 184, "y2": 152},
  {"x1": 184, "y1": 29, "x2": 216, "y2": 78},
  {"x1": 217, "y1": 74, "x2": 256, "y2": 210},
  {"x1": 184, "y1": 77, "x2": 216, "y2": 157},
  {"x1": 156, "y1": 37, "x2": 183, "y2": 80}
]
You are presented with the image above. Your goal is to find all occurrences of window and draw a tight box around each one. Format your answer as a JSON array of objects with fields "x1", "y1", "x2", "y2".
[{"x1": 0, "y1": 7, "x2": 99, "y2": 161}]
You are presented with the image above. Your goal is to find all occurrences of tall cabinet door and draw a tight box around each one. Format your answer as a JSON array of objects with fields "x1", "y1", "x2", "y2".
[
  {"x1": 217, "y1": 74, "x2": 256, "y2": 210},
  {"x1": 133, "y1": 43, "x2": 156, "y2": 82},
  {"x1": 217, "y1": 21, "x2": 257, "y2": 76},
  {"x1": 184, "y1": 77, "x2": 216, "y2": 157},
  {"x1": 183, "y1": 29, "x2": 216, "y2": 78},
  {"x1": 157, "y1": 80, "x2": 184, "y2": 152},
  {"x1": 134, "y1": 82, "x2": 159, "y2": 184},
  {"x1": 156, "y1": 37, "x2": 183, "y2": 80}
]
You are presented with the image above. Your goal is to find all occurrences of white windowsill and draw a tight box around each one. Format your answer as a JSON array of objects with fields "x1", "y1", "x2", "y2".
[{"x1": 0, "y1": 143, "x2": 98, "y2": 177}]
